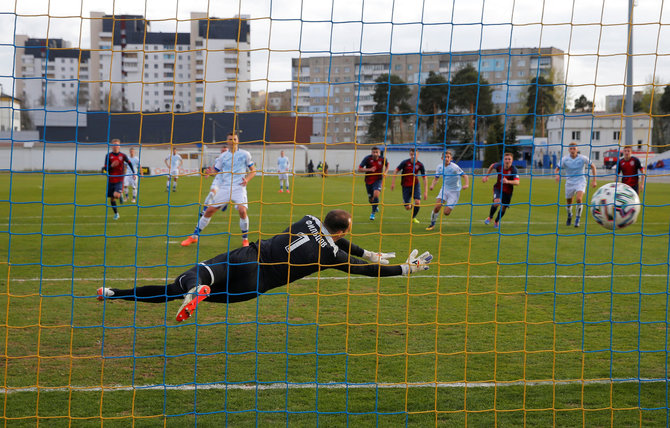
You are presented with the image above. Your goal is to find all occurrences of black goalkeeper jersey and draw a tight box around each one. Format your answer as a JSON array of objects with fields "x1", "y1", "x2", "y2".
[{"x1": 254, "y1": 215, "x2": 402, "y2": 291}]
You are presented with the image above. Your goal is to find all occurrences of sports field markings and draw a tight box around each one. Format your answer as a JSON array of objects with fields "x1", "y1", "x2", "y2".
[
  {"x1": 7, "y1": 273, "x2": 668, "y2": 283},
  {"x1": 1, "y1": 377, "x2": 667, "y2": 395}
]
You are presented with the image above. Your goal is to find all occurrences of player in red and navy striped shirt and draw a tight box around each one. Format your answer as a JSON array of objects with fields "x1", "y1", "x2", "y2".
[
  {"x1": 616, "y1": 145, "x2": 645, "y2": 194},
  {"x1": 102, "y1": 139, "x2": 134, "y2": 220},
  {"x1": 390, "y1": 148, "x2": 427, "y2": 223},
  {"x1": 358, "y1": 147, "x2": 389, "y2": 220}
]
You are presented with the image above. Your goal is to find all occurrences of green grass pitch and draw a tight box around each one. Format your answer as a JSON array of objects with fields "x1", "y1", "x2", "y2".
[{"x1": 0, "y1": 169, "x2": 669, "y2": 427}]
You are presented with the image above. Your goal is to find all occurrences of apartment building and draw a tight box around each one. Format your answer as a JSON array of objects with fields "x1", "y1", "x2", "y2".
[
  {"x1": 14, "y1": 37, "x2": 90, "y2": 111},
  {"x1": 15, "y1": 12, "x2": 251, "y2": 115},
  {"x1": 292, "y1": 47, "x2": 565, "y2": 144}
]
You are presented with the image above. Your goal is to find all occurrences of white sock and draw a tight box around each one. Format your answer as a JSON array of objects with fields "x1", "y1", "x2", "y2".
[
  {"x1": 567, "y1": 206, "x2": 573, "y2": 216},
  {"x1": 431, "y1": 211, "x2": 439, "y2": 224},
  {"x1": 195, "y1": 215, "x2": 211, "y2": 237},
  {"x1": 240, "y1": 217, "x2": 249, "y2": 238},
  {"x1": 576, "y1": 204, "x2": 583, "y2": 217}
]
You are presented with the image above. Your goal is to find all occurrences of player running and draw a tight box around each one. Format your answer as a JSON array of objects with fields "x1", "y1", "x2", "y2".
[
  {"x1": 122, "y1": 147, "x2": 142, "y2": 203},
  {"x1": 616, "y1": 145, "x2": 645, "y2": 194},
  {"x1": 181, "y1": 132, "x2": 256, "y2": 248},
  {"x1": 97, "y1": 210, "x2": 433, "y2": 322},
  {"x1": 200, "y1": 144, "x2": 230, "y2": 217},
  {"x1": 165, "y1": 147, "x2": 183, "y2": 192},
  {"x1": 390, "y1": 148, "x2": 427, "y2": 224},
  {"x1": 358, "y1": 146, "x2": 389, "y2": 220},
  {"x1": 426, "y1": 150, "x2": 469, "y2": 231},
  {"x1": 102, "y1": 139, "x2": 135, "y2": 220},
  {"x1": 482, "y1": 152, "x2": 520, "y2": 228},
  {"x1": 277, "y1": 150, "x2": 291, "y2": 193},
  {"x1": 555, "y1": 142, "x2": 597, "y2": 227}
]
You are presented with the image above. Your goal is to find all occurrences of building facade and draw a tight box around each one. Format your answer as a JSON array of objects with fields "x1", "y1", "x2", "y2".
[
  {"x1": 291, "y1": 47, "x2": 565, "y2": 144},
  {"x1": 15, "y1": 12, "x2": 251, "y2": 117},
  {"x1": 545, "y1": 112, "x2": 653, "y2": 168},
  {"x1": 0, "y1": 93, "x2": 22, "y2": 132}
]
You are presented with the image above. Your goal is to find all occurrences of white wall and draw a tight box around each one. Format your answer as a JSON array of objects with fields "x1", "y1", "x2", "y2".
[{"x1": 0, "y1": 144, "x2": 447, "y2": 175}]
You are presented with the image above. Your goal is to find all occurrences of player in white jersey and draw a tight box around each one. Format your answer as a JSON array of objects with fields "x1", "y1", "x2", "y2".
[
  {"x1": 554, "y1": 142, "x2": 597, "y2": 227},
  {"x1": 122, "y1": 147, "x2": 142, "y2": 203},
  {"x1": 164, "y1": 147, "x2": 183, "y2": 192},
  {"x1": 277, "y1": 150, "x2": 291, "y2": 193},
  {"x1": 200, "y1": 145, "x2": 230, "y2": 217},
  {"x1": 426, "y1": 150, "x2": 469, "y2": 231},
  {"x1": 182, "y1": 133, "x2": 256, "y2": 247}
]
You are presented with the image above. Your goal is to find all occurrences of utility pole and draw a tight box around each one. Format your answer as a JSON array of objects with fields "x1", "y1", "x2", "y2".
[{"x1": 625, "y1": 0, "x2": 634, "y2": 147}]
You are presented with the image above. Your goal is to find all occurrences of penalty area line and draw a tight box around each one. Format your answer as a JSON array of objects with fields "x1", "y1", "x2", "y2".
[{"x1": 2, "y1": 378, "x2": 668, "y2": 394}]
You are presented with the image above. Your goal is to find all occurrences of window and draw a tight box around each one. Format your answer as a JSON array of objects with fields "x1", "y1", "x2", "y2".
[
  {"x1": 344, "y1": 67, "x2": 350, "y2": 73},
  {"x1": 613, "y1": 131, "x2": 621, "y2": 140},
  {"x1": 518, "y1": 71, "x2": 525, "y2": 77},
  {"x1": 594, "y1": 151, "x2": 600, "y2": 160},
  {"x1": 571, "y1": 131, "x2": 581, "y2": 140},
  {"x1": 591, "y1": 131, "x2": 600, "y2": 140},
  {"x1": 517, "y1": 59, "x2": 526, "y2": 67},
  {"x1": 408, "y1": 64, "x2": 413, "y2": 70},
  {"x1": 395, "y1": 64, "x2": 401, "y2": 70}
]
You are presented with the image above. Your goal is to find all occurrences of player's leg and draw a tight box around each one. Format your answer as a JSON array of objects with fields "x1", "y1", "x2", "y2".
[
  {"x1": 565, "y1": 183, "x2": 576, "y2": 226},
  {"x1": 284, "y1": 175, "x2": 290, "y2": 193},
  {"x1": 238, "y1": 205, "x2": 250, "y2": 247},
  {"x1": 426, "y1": 197, "x2": 443, "y2": 230},
  {"x1": 495, "y1": 193, "x2": 512, "y2": 227},
  {"x1": 182, "y1": 205, "x2": 218, "y2": 246},
  {"x1": 411, "y1": 183, "x2": 421, "y2": 222},
  {"x1": 573, "y1": 190, "x2": 585, "y2": 227},
  {"x1": 131, "y1": 176, "x2": 138, "y2": 202},
  {"x1": 172, "y1": 175, "x2": 178, "y2": 191},
  {"x1": 166, "y1": 173, "x2": 171, "y2": 191},
  {"x1": 486, "y1": 192, "x2": 501, "y2": 225}
]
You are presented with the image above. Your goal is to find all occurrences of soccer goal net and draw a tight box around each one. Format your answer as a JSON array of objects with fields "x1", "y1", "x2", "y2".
[{"x1": 1, "y1": 0, "x2": 669, "y2": 426}]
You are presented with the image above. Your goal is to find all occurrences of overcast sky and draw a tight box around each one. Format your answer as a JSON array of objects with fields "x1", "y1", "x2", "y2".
[{"x1": 1, "y1": 0, "x2": 669, "y2": 110}]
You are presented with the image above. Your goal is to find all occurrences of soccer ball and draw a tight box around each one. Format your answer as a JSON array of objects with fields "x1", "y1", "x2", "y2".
[{"x1": 590, "y1": 183, "x2": 641, "y2": 230}]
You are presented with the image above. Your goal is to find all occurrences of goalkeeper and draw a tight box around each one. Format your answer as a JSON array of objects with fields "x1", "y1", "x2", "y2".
[{"x1": 97, "y1": 209, "x2": 432, "y2": 322}]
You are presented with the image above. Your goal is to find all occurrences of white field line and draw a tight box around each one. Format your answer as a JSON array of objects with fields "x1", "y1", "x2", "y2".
[
  {"x1": 1, "y1": 378, "x2": 667, "y2": 395},
  {"x1": 6, "y1": 273, "x2": 668, "y2": 283}
]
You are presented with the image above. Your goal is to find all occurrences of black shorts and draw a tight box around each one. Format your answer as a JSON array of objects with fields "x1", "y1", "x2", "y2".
[
  {"x1": 365, "y1": 180, "x2": 383, "y2": 198},
  {"x1": 500, "y1": 192, "x2": 513, "y2": 206},
  {"x1": 402, "y1": 185, "x2": 421, "y2": 204},
  {"x1": 107, "y1": 181, "x2": 123, "y2": 198},
  {"x1": 176, "y1": 246, "x2": 261, "y2": 304}
]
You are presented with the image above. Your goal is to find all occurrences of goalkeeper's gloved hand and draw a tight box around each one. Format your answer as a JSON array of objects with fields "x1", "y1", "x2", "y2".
[
  {"x1": 362, "y1": 250, "x2": 396, "y2": 265},
  {"x1": 401, "y1": 249, "x2": 433, "y2": 275}
]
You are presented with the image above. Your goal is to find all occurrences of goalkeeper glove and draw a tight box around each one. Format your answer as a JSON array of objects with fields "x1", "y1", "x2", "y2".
[
  {"x1": 401, "y1": 249, "x2": 433, "y2": 275},
  {"x1": 362, "y1": 250, "x2": 396, "y2": 265}
]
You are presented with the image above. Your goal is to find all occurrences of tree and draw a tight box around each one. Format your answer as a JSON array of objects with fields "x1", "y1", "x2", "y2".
[
  {"x1": 484, "y1": 114, "x2": 504, "y2": 167},
  {"x1": 573, "y1": 94, "x2": 594, "y2": 112},
  {"x1": 366, "y1": 74, "x2": 412, "y2": 144},
  {"x1": 523, "y1": 75, "x2": 558, "y2": 137},
  {"x1": 103, "y1": 91, "x2": 122, "y2": 111},
  {"x1": 445, "y1": 65, "x2": 494, "y2": 159},
  {"x1": 418, "y1": 71, "x2": 449, "y2": 142}
]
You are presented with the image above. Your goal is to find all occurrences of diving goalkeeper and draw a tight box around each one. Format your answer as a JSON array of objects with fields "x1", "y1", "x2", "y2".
[{"x1": 97, "y1": 209, "x2": 432, "y2": 322}]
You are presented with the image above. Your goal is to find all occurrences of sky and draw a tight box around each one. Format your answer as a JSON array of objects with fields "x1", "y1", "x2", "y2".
[{"x1": 1, "y1": 0, "x2": 669, "y2": 110}]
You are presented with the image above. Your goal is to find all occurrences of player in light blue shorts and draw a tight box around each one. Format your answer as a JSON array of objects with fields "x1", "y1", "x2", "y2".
[
  {"x1": 277, "y1": 150, "x2": 291, "y2": 193},
  {"x1": 426, "y1": 150, "x2": 469, "y2": 231},
  {"x1": 554, "y1": 142, "x2": 597, "y2": 227}
]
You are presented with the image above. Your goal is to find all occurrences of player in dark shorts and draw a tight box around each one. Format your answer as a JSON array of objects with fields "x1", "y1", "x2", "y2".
[
  {"x1": 102, "y1": 139, "x2": 134, "y2": 220},
  {"x1": 617, "y1": 145, "x2": 645, "y2": 194},
  {"x1": 390, "y1": 148, "x2": 427, "y2": 224},
  {"x1": 96, "y1": 210, "x2": 433, "y2": 322},
  {"x1": 358, "y1": 147, "x2": 389, "y2": 220},
  {"x1": 482, "y1": 153, "x2": 520, "y2": 228}
]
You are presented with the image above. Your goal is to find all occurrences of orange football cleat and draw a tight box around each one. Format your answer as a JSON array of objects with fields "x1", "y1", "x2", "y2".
[{"x1": 181, "y1": 236, "x2": 198, "y2": 247}]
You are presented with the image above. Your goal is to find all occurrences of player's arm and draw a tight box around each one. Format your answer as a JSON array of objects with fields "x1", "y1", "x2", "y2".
[
  {"x1": 390, "y1": 168, "x2": 400, "y2": 190},
  {"x1": 357, "y1": 158, "x2": 368, "y2": 173},
  {"x1": 242, "y1": 164, "x2": 256, "y2": 186},
  {"x1": 482, "y1": 163, "x2": 495, "y2": 183},
  {"x1": 102, "y1": 154, "x2": 110, "y2": 173},
  {"x1": 328, "y1": 247, "x2": 431, "y2": 277},
  {"x1": 554, "y1": 163, "x2": 562, "y2": 182},
  {"x1": 638, "y1": 160, "x2": 646, "y2": 192},
  {"x1": 461, "y1": 172, "x2": 470, "y2": 189},
  {"x1": 589, "y1": 161, "x2": 597, "y2": 187},
  {"x1": 164, "y1": 157, "x2": 170, "y2": 168},
  {"x1": 504, "y1": 167, "x2": 520, "y2": 186},
  {"x1": 383, "y1": 159, "x2": 390, "y2": 175},
  {"x1": 123, "y1": 155, "x2": 135, "y2": 174}
]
